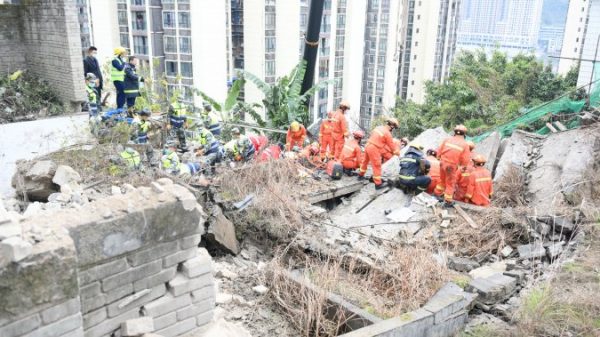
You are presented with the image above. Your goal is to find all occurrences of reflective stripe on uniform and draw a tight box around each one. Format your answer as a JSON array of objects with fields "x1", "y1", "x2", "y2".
[
  {"x1": 111, "y1": 58, "x2": 125, "y2": 82},
  {"x1": 400, "y1": 158, "x2": 417, "y2": 163},
  {"x1": 476, "y1": 177, "x2": 492, "y2": 182},
  {"x1": 461, "y1": 173, "x2": 471, "y2": 177},
  {"x1": 343, "y1": 145, "x2": 354, "y2": 151},
  {"x1": 445, "y1": 143, "x2": 464, "y2": 151},
  {"x1": 399, "y1": 175, "x2": 415, "y2": 180}
]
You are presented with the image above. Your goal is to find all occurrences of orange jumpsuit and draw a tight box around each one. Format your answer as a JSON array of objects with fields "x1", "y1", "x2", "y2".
[
  {"x1": 465, "y1": 166, "x2": 493, "y2": 207},
  {"x1": 359, "y1": 126, "x2": 399, "y2": 186},
  {"x1": 339, "y1": 138, "x2": 362, "y2": 170},
  {"x1": 426, "y1": 155, "x2": 440, "y2": 194},
  {"x1": 382, "y1": 138, "x2": 402, "y2": 163},
  {"x1": 319, "y1": 116, "x2": 335, "y2": 159},
  {"x1": 453, "y1": 164, "x2": 474, "y2": 202},
  {"x1": 286, "y1": 124, "x2": 307, "y2": 150},
  {"x1": 331, "y1": 110, "x2": 349, "y2": 159},
  {"x1": 248, "y1": 135, "x2": 268, "y2": 153},
  {"x1": 434, "y1": 135, "x2": 471, "y2": 202}
]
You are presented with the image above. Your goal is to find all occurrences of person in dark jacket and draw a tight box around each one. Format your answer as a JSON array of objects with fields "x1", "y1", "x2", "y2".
[
  {"x1": 396, "y1": 142, "x2": 431, "y2": 195},
  {"x1": 83, "y1": 46, "x2": 103, "y2": 107},
  {"x1": 124, "y1": 56, "x2": 144, "y2": 117}
]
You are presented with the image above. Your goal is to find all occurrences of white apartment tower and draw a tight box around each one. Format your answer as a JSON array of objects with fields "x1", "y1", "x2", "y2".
[
  {"x1": 576, "y1": 0, "x2": 600, "y2": 90},
  {"x1": 397, "y1": 0, "x2": 461, "y2": 104},
  {"x1": 558, "y1": 0, "x2": 592, "y2": 75}
]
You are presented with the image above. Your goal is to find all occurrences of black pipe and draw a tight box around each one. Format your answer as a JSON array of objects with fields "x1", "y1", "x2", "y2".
[{"x1": 300, "y1": 0, "x2": 325, "y2": 104}]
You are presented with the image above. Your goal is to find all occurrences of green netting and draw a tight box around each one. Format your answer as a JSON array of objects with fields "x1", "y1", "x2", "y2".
[{"x1": 472, "y1": 63, "x2": 600, "y2": 143}]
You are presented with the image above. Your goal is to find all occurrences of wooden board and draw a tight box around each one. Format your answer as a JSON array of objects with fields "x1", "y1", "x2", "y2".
[
  {"x1": 554, "y1": 121, "x2": 568, "y2": 131},
  {"x1": 546, "y1": 123, "x2": 558, "y2": 133},
  {"x1": 453, "y1": 204, "x2": 479, "y2": 229}
]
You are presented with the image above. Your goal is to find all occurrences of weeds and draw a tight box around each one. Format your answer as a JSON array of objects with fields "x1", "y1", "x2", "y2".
[{"x1": 493, "y1": 166, "x2": 527, "y2": 208}]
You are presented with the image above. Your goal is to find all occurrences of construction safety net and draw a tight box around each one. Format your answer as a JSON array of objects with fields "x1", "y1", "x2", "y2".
[{"x1": 472, "y1": 64, "x2": 600, "y2": 143}]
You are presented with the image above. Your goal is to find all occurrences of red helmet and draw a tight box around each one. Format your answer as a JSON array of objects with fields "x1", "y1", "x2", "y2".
[
  {"x1": 309, "y1": 143, "x2": 319, "y2": 155},
  {"x1": 352, "y1": 130, "x2": 365, "y2": 139}
]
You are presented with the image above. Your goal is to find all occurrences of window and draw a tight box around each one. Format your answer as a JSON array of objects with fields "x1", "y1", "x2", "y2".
[
  {"x1": 166, "y1": 61, "x2": 177, "y2": 77},
  {"x1": 132, "y1": 0, "x2": 145, "y2": 5},
  {"x1": 381, "y1": 13, "x2": 389, "y2": 24},
  {"x1": 162, "y1": 0, "x2": 174, "y2": 3},
  {"x1": 378, "y1": 56, "x2": 385, "y2": 64},
  {"x1": 182, "y1": 86, "x2": 194, "y2": 101},
  {"x1": 265, "y1": 60, "x2": 275, "y2": 76},
  {"x1": 416, "y1": 28, "x2": 420, "y2": 33},
  {"x1": 164, "y1": 36, "x2": 177, "y2": 53},
  {"x1": 132, "y1": 11, "x2": 146, "y2": 30},
  {"x1": 300, "y1": 13, "x2": 308, "y2": 27},
  {"x1": 133, "y1": 36, "x2": 148, "y2": 55},
  {"x1": 120, "y1": 34, "x2": 130, "y2": 48},
  {"x1": 180, "y1": 62, "x2": 193, "y2": 78},
  {"x1": 179, "y1": 12, "x2": 190, "y2": 29},
  {"x1": 336, "y1": 36, "x2": 344, "y2": 49},
  {"x1": 265, "y1": 36, "x2": 276, "y2": 52},
  {"x1": 319, "y1": 88, "x2": 327, "y2": 99},
  {"x1": 118, "y1": 10, "x2": 128, "y2": 26},
  {"x1": 179, "y1": 36, "x2": 191, "y2": 53},
  {"x1": 319, "y1": 103, "x2": 327, "y2": 115},
  {"x1": 163, "y1": 11, "x2": 175, "y2": 28},
  {"x1": 377, "y1": 67, "x2": 384, "y2": 77},
  {"x1": 319, "y1": 59, "x2": 329, "y2": 78},
  {"x1": 376, "y1": 82, "x2": 383, "y2": 91},
  {"x1": 266, "y1": 12, "x2": 276, "y2": 29},
  {"x1": 321, "y1": 14, "x2": 331, "y2": 33},
  {"x1": 337, "y1": 14, "x2": 346, "y2": 28}
]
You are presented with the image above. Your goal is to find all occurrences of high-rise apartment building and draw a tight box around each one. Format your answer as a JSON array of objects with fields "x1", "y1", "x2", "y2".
[
  {"x1": 576, "y1": 0, "x2": 600, "y2": 90},
  {"x1": 457, "y1": 0, "x2": 544, "y2": 56},
  {"x1": 558, "y1": 0, "x2": 591, "y2": 75}
]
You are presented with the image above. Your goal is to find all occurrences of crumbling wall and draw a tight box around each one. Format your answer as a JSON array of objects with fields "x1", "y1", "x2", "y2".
[
  {"x1": 0, "y1": 180, "x2": 215, "y2": 337},
  {"x1": 0, "y1": 0, "x2": 86, "y2": 109}
]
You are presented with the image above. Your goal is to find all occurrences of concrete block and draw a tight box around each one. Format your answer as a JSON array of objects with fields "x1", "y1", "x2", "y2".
[
  {"x1": 447, "y1": 256, "x2": 480, "y2": 272},
  {"x1": 180, "y1": 234, "x2": 202, "y2": 250},
  {"x1": 517, "y1": 243, "x2": 546, "y2": 260},
  {"x1": 0, "y1": 236, "x2": 33, "y2": 262},
  {"x1": 80, "y1": 282, "x2": 101, "y2": 300},
  {"x1": 133, "y1": 266, "x2": 177, "y2": 292},
  {"x1": 0, "y1": 221, "x2": 21, "y2": 240},
  {"x1": 546, "y1": 242, "x2": 564, "y2": 259},
  {"x1": 83, "y1": 307, "x2": 107, "y2": 329},
  {"x1": 338, "y1": 308, "x2": 434, "y2": 337},
  {"x1": 82, "y1": 293, "x2": 106, "y2": 314},
  {"x1": 41, "y1": 297, "x2": 81, "y2": 324},
  {"x1": 127, "y1": 241, "x2": 178, "y2": 267},
  {"x1": 425, "y1": 311, "x2": 468, "y2": 337},
  {"x1": 181, "y1": 249, "x2": 212, "y2": 278},
  {"x1": 153, "y1": 312, "x2": 177, "y2": 331},
  {"x1": 423, "y1": 293, "x2": 466, "y2": 324},
  {"x1": 205, "y1": 206, "x2": 240, "y2": 255},
  {"x1": 196, "y1": 310, "x2": 214, "y2": 327},
  {"x1": 143, "y1": 294, "x2": 192, "y2": 318},
  {"x1": 108, "y1": 285, "x2": 166, "y2": 317},
  {"x1": 102, "y1": 260, "x2": 162, "y2": 291},
  {"x1": 466, "y1": 274, "x2": 517, "y2": 305},
  {"x1": 168, "y1": 273, "x2": 213, "y2": 297},
  {"x1": 84, "y1": 308, "x2": 139, "y2": 337},
  {"x1": 79, "y1": 258, "x2": 128, "y2": 285},
  {"x1": 121, "y1": 317, "x2": 154, "y2": 336},
  {"x1": 191, "y1": 285, "x2": 216, "y2": 303},
  {"x1": 163, "y1": 247, "x2": 197, "y2": 268},
  {"x1": 156, "y1": 317, "x2": 196, "y2": 337},
  {"x1": 177, "y1": 304, "x2": 207, "y2": 321},
  {"x1": 106, "y1": 283, "x2": 134, "y2": 304},
  {"x1": 0, "y1": 313, "x2": 41, "y2": 337},
  {"x1": 28, "y1": 313, "x2": 83, "y2": 337}
]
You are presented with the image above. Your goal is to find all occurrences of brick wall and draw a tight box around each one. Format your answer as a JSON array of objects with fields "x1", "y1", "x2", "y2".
[
  {"x1": 0, "y1": 5, "x2": 26, "y2": 74},
  {"x1": 0, "y1": 181, "x2": 215, "y2": 337}
]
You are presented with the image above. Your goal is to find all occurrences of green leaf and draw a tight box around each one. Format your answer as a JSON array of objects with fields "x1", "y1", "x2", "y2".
[{"x1": 224, "y1": 78, "x2": 244, "y2": 112}]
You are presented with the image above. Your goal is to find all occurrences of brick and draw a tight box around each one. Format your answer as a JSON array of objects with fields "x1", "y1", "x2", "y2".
[
  {"x1": 181, "y1": 249, "x2": 212, "y2": 278},
  {"x1": 180, "y1": 234, "x2": 201, "y2": 249},
  {"x1": 102, "y1": 260, "x2": 162, "y2": 291},
  {"x1": 84, "y1": 308, "x2": 139, "y2": 337},
  {"x1": 156, "y1": 317, "x2": 196, "y2": 337},
  {"x1": 41, "y1": 297, "x2": 81, "y2": 324},
  {"x1": 191, "y1": 285, "x2": 216, "y2": 304},
  {"x1": 82, "y1": 294, "x2": 106, "y2": 314},
  {"x1": 0, "y1": 314, "x2": 41, "y2": 337},
  {"x1": 79, "y1": 258, "x2": 128, "y2": 285},
  {"x1": 194, "y1": 299, "x2": 216, "y2": 315},
  {"x1": 133, "y1": 266, "x2": 176, "y2": 292},
  {"x1": 196, "y1": 310, "x2": 214, "y2": 327},
  {"x1": 28, "y1": 313, "x2": 82, "y2": 337},
  {"x1": 108, "y1": 285, "x2": 166, "y2": 318},
  {"x1": 127, "y1": 241, "x2": 178, "y2": 267},
  {"x1": 163, "y1": 247, "x2": 197, "y2": 268},
  {"x1": 168, "y1": 273, "x2": 213, "y2": 297},
  {"x1": 176, "y1": 304, "x2": 205, "y2": 321},
  {"x1": 153, "y1": 312, "x2": 177, "y2": 331},
  {"x1": 143, "y1": 294, "x2": 192, "y2": 318},
  {"x1": 61, "y1": 327, "x2": 84, "y2": 337},
  {"x1": 121, "y1": 317, "x2": 154, "y2": 336},
  {"x1": 105, "y1": 283, "x2": 134, "y2": 304},
  {"x1": 80, "y1": 282, "x2": 101, "y2": 300},
  {"x1": 83, "y1": 307, "x2": 107, "y2": 329},
  {"x1": 0, "y1": 236, "x2": 32, "y2": 262}
]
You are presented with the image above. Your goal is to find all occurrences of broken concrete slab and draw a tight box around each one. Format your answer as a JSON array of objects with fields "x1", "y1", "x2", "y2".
[
  {"x1": 205, "y1": 206, "x2": 240, "y2": 255},
  {"x1": 11, "y1": 160, "x2": 59, "y2": 201},
  {"x1": 466, "y1": 273, "x2": 517, "y2": 305},
  {"x1": 475, "y1": 132, "x2": 501, "y2": 173},
  {"x1": 545, "y1": 242, "x2": 564, "y2": 259},
  {"x1": 52, "y1": 165, "x2": 81, "y2": 188},
  {"x1": 468, "y1": 262, "x2": 506, "y2": 279},
  {"x1": 448, "y1": 257, "x2": 480, "y2": 272},
  {"x1": 517, "y1": 243, "x2": 546, "y2": 260},
  {"x1": 0, "y1": 237, "x2": 32, "y2": 262},
  {"x1": 0, "y1": 221, "x2": 21, "y2": 240},
  {"x1": 494, "y1": 130, "x2": 540, "y2": 181}
]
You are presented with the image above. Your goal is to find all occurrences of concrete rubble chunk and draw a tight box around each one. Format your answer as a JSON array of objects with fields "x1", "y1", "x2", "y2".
[
  {"x1": 476, "y1": 131, "x2": 501, "y2": 172},
  {"x1": 205, "y1": 206, "x2": 240, "y2": 255},
  {"x1": 252, "y1": 285, "x2": 269, "y2": 295},
  {"x1": 448, "y1": 256, "x2": 480, "y2": 272},
  {"x1": 151, "y1": 182, "x2": 165, "y2": 193},
  {"x1": 468, "y1": 262, "x2": 506, "y2": 279},
  {"x1": 181, "y1": 248, "x2": 212, "y2": 278},
  {"x1": 517, "y1": 243, "x2": 546, "y2": 260},
  {"x1": 12, "y1": 160, "x2": 59, "y2": 201},
  {"x1": 1, "y1": 236, "x2": 32, "y2": 262},
  {"x1": 546, "y1": 242, "x2": 564, "y2": 259},
  {"x1": 0, "y1": 221, "x2": 21, "y2": 240},
  {"x1": 52, "y1": 165, "x2": 82, "y2": 187},
  {"x1": 466, "y1": 273, "x2": 517, "y2": 305},
  {"x1": 48, "y1": 192, "x2": 71, "y2": 204},
  {"x1": 111, "y1": 186, "x2": 122, "y2": 195},
  {"x1": 501, "y1": 246, "x2": 514, "y2": 258},
  {"x1": 121, "y1": 317, "x2": 154, "y2": 336}
]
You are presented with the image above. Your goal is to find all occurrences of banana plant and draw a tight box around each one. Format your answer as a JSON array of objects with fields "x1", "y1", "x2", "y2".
[{"x1": 196, "y1": 78, "x2": 264, "y2": 125}]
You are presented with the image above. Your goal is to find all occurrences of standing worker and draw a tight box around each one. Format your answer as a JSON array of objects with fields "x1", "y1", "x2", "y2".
[
  {"x1": 168, "y1": 95, "x2": 189, "y2": 152},
  {"x1": 425, "y1": 149, "x2": 440, "y2": 194},
  {"x1": 434, "y1": 125, "x2": 471, "y2": 207},
  {"x1": 358, "y1": 118, "x2": 401, "y2": 190},
  {"x1": 331, "y1": 101, "x2": 350, "y2": 159},
  {"x1": 124, "y1": 56, "x2": 143, "y2": 117},
  {"x1": 396, "y1": 142, "x2": 431, "y2": 195},
  {"x1": 201, "y1": 103, "x2": 222, "y2": 136},
  {"x1": 453, "y1": 141, "x2": 476, "y2": 202},
  {"x1": 83, "y1": 46, "x2": 103, "y2": 107},
  {"x1": 319, "y1": 112, "x2": 335, "y2": 160},
  {"x1": 339, "y1": 130, "x2": 364, "y2": 175},
  {"x1": 286, "y1": 121, "x2": 307, "y2": 151},
  {"x1": 133, "y1": 108, "x2": 155, "y2": 165},
  {"x1": 464, "y1": 155, "x2": 493, "y2": 207},
  {"x1": 111, "y1": 47, "x2": 128, "y2": 109}
]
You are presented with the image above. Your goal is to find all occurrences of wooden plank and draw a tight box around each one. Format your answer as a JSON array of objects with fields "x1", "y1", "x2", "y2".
[
  {"x1": 453, "y1": 204, "x2": 479, "y2": 229},
  {"x1": 307, "y1": 181, "x2": 364, "y2": 204},
  {"x1": 554, "y1": 121, "x2": 568, "y2": 131},
  {"x1": 546, "y1": 122, "x2": 558, "y2": 133}
]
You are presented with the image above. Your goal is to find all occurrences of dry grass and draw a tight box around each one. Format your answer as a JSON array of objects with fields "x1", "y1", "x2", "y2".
[{"x1": 493, "y1": 165, "x2": 528, "y2": 208}]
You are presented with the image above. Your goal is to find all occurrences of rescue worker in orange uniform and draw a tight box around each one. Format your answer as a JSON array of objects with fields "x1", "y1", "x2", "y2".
[
  {"x1": 331, "y1": 101, "x2": 351, "y2": 159},
  {"x1": 248, "y1": 134, "x2": 269, "y2": 154},
  {"x1": 258, "y1": 144, "x2": 283, "y2": 162},
  {"x1": 426, "y1": 149, "x2": 440, "y2": 194},
  {"x1": 319, "y1": 112, "x2": 335, "y2": 160},
  {"x1": 339, "y1": 130, "x2": 365, "y2": 174},
  {"x1": 382, "y1": 138, "x2": 405, "y2": 163},
  {"x1": 464, "y1": 154, "x2": 493, "y2": 207},
  {"x1": 286, "y1": 121, "x2": 307, "y2": 151},
  {"x1": 453, "y1": 141, "x2": 476, "y2": 202},
  {"x1": 434, "y1": 125, "x2": 472, "y2": 207},
  {"x1": 358, "y1": 118, "x2": 401, "y2": 190},
  {"x1": 299, "y1": 142, "x2": 321, "y2": 161}
]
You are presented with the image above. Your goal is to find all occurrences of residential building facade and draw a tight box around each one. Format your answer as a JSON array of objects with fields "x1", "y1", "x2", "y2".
[
  {"x1": 558, "y1": 0, "x2": 591, "y2": 75},
  {"x1": 576, "y1": 0, "x2": 600, "y2": 90}
]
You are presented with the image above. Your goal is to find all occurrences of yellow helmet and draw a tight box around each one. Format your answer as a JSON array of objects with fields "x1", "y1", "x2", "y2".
[
  {"x1": 290, "y1": 121, "x2": 300, "y2": 132},
  {"x1": 114, "y1": 47, "x2": 127, "y2": 56},
  {"x1": 386, "y1": 117, "x2": 400, "y2": 128}
]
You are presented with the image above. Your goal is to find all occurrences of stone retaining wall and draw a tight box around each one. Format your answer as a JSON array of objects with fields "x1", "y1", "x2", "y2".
[{"x1": 0, "y1": 181, "x2": 215, "y2": 337}]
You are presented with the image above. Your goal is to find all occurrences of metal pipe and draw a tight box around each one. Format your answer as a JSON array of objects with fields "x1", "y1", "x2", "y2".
[{"x1": 300, "y1": 0, "x2": 325, "y2": 104}]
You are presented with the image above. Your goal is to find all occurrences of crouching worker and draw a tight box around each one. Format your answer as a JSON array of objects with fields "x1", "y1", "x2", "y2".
[
  {"x1": 258, "y1": 144, "x2": 283, "y2": 162},
  {"x1": 132, "y1": 108, "x2": 156, "y2": 165},
  {"x1": 464, "y1": 154, "x2": 493, "y2": 207},
  {"x1": 110, "y1": 147, "x2": 142, "y2": 171},
  {"x1": 161, "y1": 142, "x2": 203, "y2": 177},
  {"x1": 396, "y1": 142, "x2": 431, "y2": 195},
  {"x1": 193, "y1": 127, "x2": 222, "y2": 164},
  {"x1": 339, "y1": 130, "x2": 364, "y2": 175}
]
